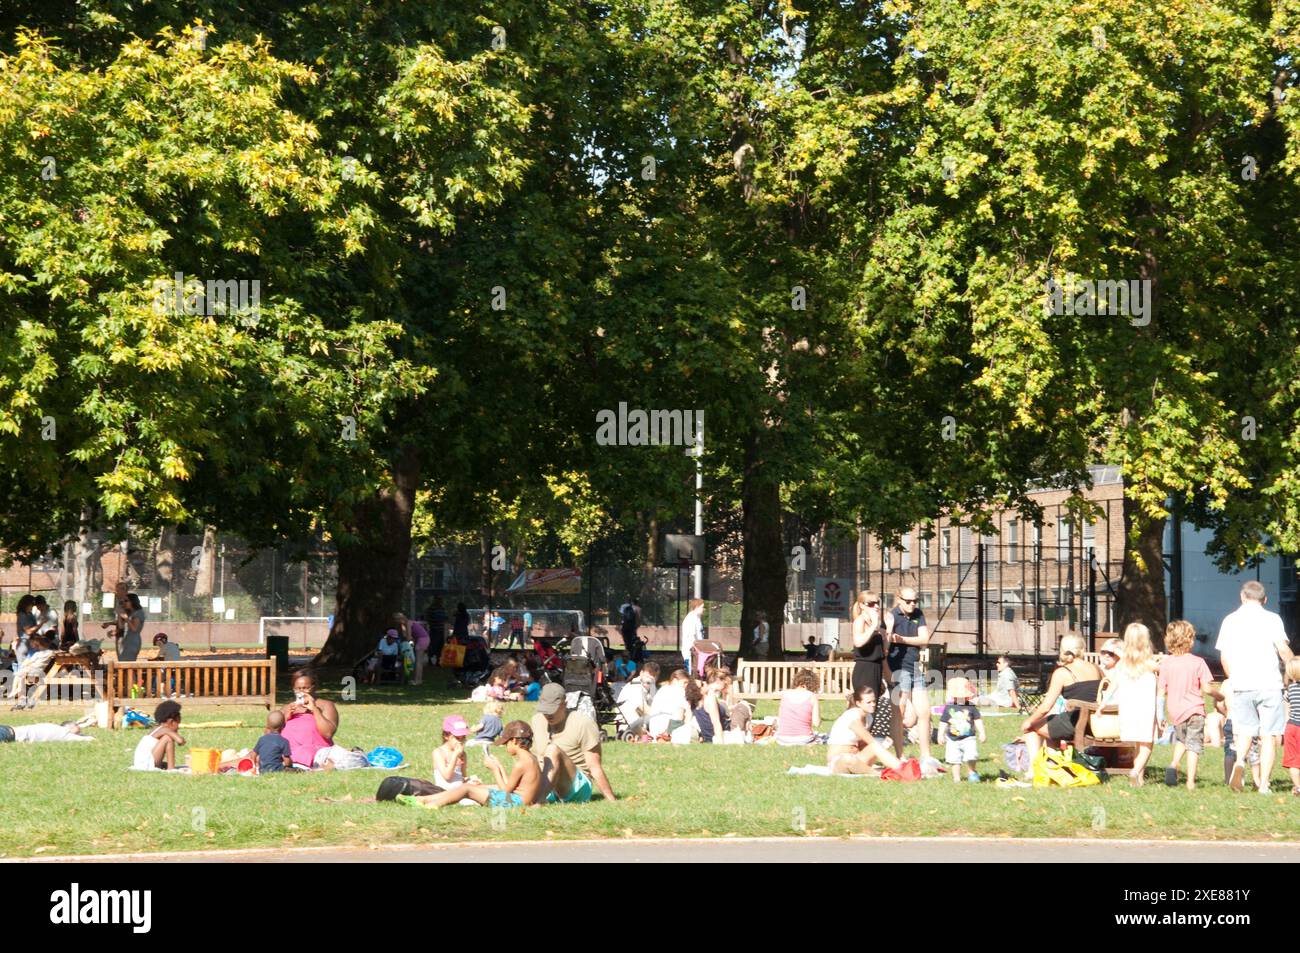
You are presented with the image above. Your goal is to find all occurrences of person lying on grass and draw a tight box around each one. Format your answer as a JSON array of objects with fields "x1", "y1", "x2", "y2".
[
  {"x1": 827, "y1": 685, "x2": 905, "y2": 776},
  {"x1": 133, "y1": 700, "x2": 184, "y2": 771},
  {"x1": 400, "y1": 721, "x2": 543, "y2": 809},
  {"x1": 0, "y1": 720, "x2": 94, "y2": 743}
]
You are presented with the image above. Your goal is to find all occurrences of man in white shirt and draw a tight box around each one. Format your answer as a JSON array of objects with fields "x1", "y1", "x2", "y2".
[
  {"x1": 680, "y1": 599, "x2": 705, "y2": 671},
  {"x1": 615, "y1": 661, "x2": 659, "y2": 735},
  {"x1": 1216, "y1": 580, "x2": 1294, "y2": 793}
]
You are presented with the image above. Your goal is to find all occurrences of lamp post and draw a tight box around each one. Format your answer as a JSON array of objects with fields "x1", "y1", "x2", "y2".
[{"x1": 687, "y1": 413, "x2": 704, "y2": 599}]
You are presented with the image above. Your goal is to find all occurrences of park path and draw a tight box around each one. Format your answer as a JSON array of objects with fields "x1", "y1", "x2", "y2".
[{"x1": 14, "y1": 835, "x2": 1300, "y2": 863}]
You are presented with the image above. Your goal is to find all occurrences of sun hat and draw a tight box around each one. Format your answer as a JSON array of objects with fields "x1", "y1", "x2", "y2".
[
  {"x1": 946, "y1": 676, "x2": 975, "y2": 701},
  {"x1": 441, "y1": 715, "x2": 469, "y2": 737}
]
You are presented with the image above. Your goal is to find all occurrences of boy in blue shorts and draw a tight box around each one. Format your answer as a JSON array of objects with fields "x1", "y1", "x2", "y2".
[{"x1": 399, "y1": 720, "x2": 541, "y2": 809}]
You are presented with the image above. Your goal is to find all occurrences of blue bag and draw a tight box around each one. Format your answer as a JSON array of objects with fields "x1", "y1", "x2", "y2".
[{"x1": 366, "y1": 746, "x2": 404, "y2": 769}]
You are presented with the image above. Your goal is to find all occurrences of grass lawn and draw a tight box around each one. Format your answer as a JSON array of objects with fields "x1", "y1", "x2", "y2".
[{"x1": 2, "y1": 678, "x2": 1296, "y2": 858}]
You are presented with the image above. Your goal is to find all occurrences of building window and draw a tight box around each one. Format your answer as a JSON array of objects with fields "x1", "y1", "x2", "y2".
[
  {"x1": 882, "y1": 547, "x2": 891, "y2": 571},
  {"x1": 1001, "y1": 588, "x2": 1022, "y2": 621},
  {"x1": 1082, "y1": 520, "x2": 1098, "y2": 560},
  {"x1": 1007, "y1": 520, "x2": 1019, "y2": 563},
  {"x1": 1032, "y1": 523, "x2": 1042, "y2": 560},
  {"x1": 920, "y1": 534, "x2": 930, "y2": 569},
  {"x1": 939, "y1": 590, "x2": 954, "y2": 610},
  {"x1": 918, "y1": 591, "x2": 933, "y2": 609},
  {"x1": 900, "y1": 535, "x2": 911, "y2": 570},
  {"x1": 959, "y1": 526, "x2": 973, "y2": 564},
  {"x1": 1057, "y1": 519, "x2": 1072, "y2": 559},
  {"x1": 940, "y1": 530, "x2": 951, "y2": 567},
  {"x1": 957, "y1": 589, "x2": 976, "y2": 621}
]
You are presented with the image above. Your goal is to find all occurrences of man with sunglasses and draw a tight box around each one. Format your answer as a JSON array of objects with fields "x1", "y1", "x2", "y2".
[{"x1": 886, "y1": 587, "x2": 938, "y2": 770}]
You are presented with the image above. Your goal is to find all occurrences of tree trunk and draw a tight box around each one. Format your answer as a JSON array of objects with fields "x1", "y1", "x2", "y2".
[
  {"x1": 1114, "y1": 495, "x2": 1168, "y2": 649},
  {"x1": 739, "y1": 430, "x2": 787, "y2": 660},
  {"x1": 193, "y1": 525, "x2": 218, "y2": 599},
  {"x1": 314, "y1": 447, "x2": 421, "y2": 668},
  {"x1": 72, "y1": 507, "x2": 95, "y2": 607},
  {"x1": 641, "y1": 513, "x2": 658, "y2": 601},
  {"x1": 155, "y1": 526, "x2": 177, "y2": 597}
]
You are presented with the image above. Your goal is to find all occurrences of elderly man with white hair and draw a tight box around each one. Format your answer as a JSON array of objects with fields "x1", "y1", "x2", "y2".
[{"x1": 1216, "y1": 580, "x2": 1294, "y2": 794}]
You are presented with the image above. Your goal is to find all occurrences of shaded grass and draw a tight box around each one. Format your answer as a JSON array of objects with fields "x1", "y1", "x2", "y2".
[{"x1": 1, "y1": 679, "x2": 1296, "y2": 858}]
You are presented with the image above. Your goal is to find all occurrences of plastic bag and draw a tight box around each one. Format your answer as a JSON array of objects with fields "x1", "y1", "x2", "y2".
[
  {"x1": 1003, "y1": 741, "x2": 1029, "y2": 773},
  {"x1": 366, "y1": 746, "x2": 404, "y2": 769}
]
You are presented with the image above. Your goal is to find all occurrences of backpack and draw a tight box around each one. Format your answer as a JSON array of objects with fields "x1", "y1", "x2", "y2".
[{"x1": 376, "y1": 776, "x2": 440, "y2": 801}]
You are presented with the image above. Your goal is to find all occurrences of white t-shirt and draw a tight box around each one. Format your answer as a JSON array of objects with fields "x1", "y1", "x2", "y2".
[
  {"x1": 827, "y1": 707, "x2": 866, "y2": 747},
  {"x1": 1216, "y1": 602, "x2": 1288, "y2": 692},
  {"x1": 681, "y1": 611, "x2": 704, "y2": 658},
  {"x1": 648, "y1": 682, "x2": 688, "y2": 736},
  {"x1": 133, "y1": 729, "x2": 169, "y2": 770},
  {"x1": 616, "y1": 679, "x2": 656, "y2": 726},
  {"x1": 14, "y1": 723, "x2": 92, "y2": 743},
  {"x1": 36, "y1": 608, "x2": 59, "y2": 635}
]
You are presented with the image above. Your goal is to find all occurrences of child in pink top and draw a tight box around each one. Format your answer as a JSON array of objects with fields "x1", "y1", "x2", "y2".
[{"x1": 1158, "y1": 620, "x2": 1220, "y2": 790}]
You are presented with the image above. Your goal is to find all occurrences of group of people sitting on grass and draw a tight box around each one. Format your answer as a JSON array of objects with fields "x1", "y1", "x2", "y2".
[
  {"x1": 1019, "y1": 580, "x2": 1299, "y2": 793},
  {"x1": 130, "y1": 670, "x2": 352, "y2": 772},
  {"x1": 399, "y1": 681, "x2": 617, "y2": 809}
]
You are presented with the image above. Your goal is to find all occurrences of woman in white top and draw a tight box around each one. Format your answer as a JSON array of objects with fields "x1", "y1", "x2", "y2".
[{"x1": 827, "y1": 684, "x2": 904, "y2": 775}]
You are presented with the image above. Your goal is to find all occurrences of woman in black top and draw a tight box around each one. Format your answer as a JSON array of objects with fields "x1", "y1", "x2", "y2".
[
  {"x1": 851, "y1": 591, "x2": 894, "y2": 739},
  {"x1": 1017, "y1": 634, "x2": 1104, "y2": 775}
]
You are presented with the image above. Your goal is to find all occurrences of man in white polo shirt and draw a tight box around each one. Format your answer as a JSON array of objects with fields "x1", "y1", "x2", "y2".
[{"x1": 1216, "y1": 580, "x2": 1294, "y2": 793}]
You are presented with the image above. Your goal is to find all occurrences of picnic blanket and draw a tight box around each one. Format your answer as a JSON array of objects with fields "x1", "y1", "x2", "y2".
[{"x1": 787, "y1": 765, "x2": 871, "y2": 778}]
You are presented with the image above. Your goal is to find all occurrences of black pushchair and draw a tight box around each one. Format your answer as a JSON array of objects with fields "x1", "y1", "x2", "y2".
[
  {"x1": 453, "y1": 636, "x2": 493, "y2": 688},
  {"x1": 563, "y1": 637, "x2": 621, "y2": 739}
]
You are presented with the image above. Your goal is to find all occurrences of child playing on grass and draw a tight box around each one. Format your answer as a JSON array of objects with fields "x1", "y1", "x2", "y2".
[
  {"x1": 468, "y1": 700, "x2": 505, "y2": 747},
  {"x1": 1284, "y1": 658, "x2": 1300, "y2": 796},
  {"x1": 1158, "y1": 620, "x2": 1219, "y2": 790},
  {"x1": 132, "y1": 700, "x2": 184, "y2": 771},
  {"x1": 940, "y1": 677, "x2": 986, "y2": 783},
  {"x1": 252, "y1": 711, "x2": 292, "y2": 773},
  {"x1": 399, "y1": 720, "x2": 543, "y2": 809}
]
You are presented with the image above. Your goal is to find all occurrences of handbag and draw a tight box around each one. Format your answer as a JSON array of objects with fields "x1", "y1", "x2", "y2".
[
  {"x1": 439, "y1": 642, "x2": 466, "y2": 668},
  {"x1": 1088, "y1": 678, "x2": 1120, "y2": 739},
  {"x1": 1031, "y1": 745, "x2": 1101, "y2": 788}
]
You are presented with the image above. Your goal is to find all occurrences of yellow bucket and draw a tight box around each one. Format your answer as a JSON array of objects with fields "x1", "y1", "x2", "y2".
[{"x1": 190, "y1": 748, "x2": 221, "y2": 775}]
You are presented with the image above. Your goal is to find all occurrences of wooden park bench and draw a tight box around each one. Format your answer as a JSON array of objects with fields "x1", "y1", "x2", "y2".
[
  {"x1": 105, "y1": 659, "x2": 276, "y2": 728},
  {"x1": 735, "y1": 660, "x2": 856, "y2": 700}
]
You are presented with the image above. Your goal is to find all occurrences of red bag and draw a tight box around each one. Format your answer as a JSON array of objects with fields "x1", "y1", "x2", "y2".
[{"x1": 882, "y1": 758, "x2": 922, "y2": 782}]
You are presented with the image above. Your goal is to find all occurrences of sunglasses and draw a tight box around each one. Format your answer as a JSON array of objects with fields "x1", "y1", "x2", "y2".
[{"x1": 901, "y1": 598, "x2": 917, "y2": 603}]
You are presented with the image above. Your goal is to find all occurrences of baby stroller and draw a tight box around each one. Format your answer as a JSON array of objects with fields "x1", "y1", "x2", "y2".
[
  {"x1": 691, "y1": 639, "x2": 725, "y2": 676},
  {"x1": 453, "y1": 635, "x2": 493, "y2": 688},
  {"x1": 561, "y1": 652, "x2": 620, "y2": 740},
  {"x1": 532, "y1": 636, "x2": 565, "y2": 684}
]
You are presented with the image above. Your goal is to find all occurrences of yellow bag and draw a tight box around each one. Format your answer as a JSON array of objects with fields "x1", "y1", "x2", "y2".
[
  {"x1": 439, "y1": 642, "x2": 466, "y2": 669},
  {"x1": 190, "y1": 748, "x2": 221, "y2": 775},
  {"x1": 1031, "y1": 745, "x2": 1100, "y2": 788}
]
